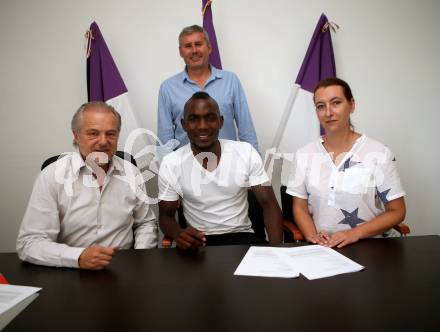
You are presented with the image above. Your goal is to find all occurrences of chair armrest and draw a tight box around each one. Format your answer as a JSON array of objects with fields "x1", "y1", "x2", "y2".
[
  {"x1": 162, "y1": 236, "x2": 173, "y2": 248},
  {"x1": 393, "y1": 223, "x2": 410, "y2": 236},
  {"x1": 282, "y1": 220, "x2": 304, "y2": 241}
]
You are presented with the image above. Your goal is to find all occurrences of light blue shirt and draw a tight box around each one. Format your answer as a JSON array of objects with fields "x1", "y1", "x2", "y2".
[{"x1": 157, "y1": 66, "x2": 259, "y2": 151}]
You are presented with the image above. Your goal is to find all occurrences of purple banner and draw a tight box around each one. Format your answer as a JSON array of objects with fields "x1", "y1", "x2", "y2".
[
  {"x1": 295, "y1": 14, "x2": 336, "y2": 93},
  {"x1": 87, "y1": 22, "x2": 127, "y2": 102},
  {"x1": 202, "y1": 0, "x2": 222, "y2": 69}
]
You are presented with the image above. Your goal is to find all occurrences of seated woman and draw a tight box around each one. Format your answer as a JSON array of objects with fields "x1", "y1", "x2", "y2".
[{"x1": 286, "y1": 77, "x2": 406, "y2": 248}]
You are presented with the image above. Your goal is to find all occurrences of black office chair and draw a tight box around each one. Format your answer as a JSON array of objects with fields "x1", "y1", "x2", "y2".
[
  {"x1": 41, "y1": 151, "x2": 137, "y2": 170},
  {"x1": 280, "y1": 185, "x2": 304, "y2": 242},
  {"x1": 162, "y1": 189, "x2": 266, "y2": 247},
  {"x1": 280, "y1": 185, "x2": 410, "y2": 243},
  {"x1": 247, "y1": 189, "x2": 266, "y2": 240}
]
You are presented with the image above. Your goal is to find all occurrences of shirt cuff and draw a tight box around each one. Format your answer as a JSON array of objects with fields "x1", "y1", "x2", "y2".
[
  {"x1": 158, "y1": 193, "x2": 179, "y2": 201},
  {"x1": 285, "y1": 188, "x2": 308, "y2": 199},
  {"x1": 61, "y1": 246, "x2": 86, "y2": 268},
  {"x1": 249, "y1": 174, "x2": 270, "y2": 187},
  {"x1": 134, "y1": 233, "x2": 158, "y2": 249},
  {"x1": 386, "y1": 191, "x2": 406, "y2": 202}
]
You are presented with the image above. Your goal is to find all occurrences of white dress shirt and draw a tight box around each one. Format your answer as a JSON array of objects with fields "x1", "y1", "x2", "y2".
[{"x1": 17, "y1": 152, "x2": 157, "y2": 268}]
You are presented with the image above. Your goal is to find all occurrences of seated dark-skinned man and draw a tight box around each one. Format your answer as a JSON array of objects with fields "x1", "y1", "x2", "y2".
[{"x1": 158, "y1": 92, "x2": 282, "y2": 249}]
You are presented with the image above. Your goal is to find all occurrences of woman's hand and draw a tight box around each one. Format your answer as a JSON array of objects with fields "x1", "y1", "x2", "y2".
[
  {"x1": 307, "y1": 231, "x2": 331, "y2": 246},
  {"x1": 327, "y1": 228, "x2": 362, "y2": 248}
]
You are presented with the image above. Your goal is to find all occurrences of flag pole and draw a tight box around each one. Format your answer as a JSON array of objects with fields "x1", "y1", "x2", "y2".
[
  {"x1": 263, "y1": 84, "x2": 299, "y2": 173},
  {"x1": 271, "y1": 84, "x2": 300, "y2": 150}
]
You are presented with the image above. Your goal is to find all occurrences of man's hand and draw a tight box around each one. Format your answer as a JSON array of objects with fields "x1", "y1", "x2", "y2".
[
  {"x1": 175, "y1": 228, "x2": 206, "y2": 250},
  {"x1": 78, "y1": 246, "x2": 117, "y2": 270}
]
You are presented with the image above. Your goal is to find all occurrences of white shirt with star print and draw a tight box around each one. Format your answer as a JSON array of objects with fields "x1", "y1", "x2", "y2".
[{"x1": 286, "y1": 135, "x2": 405, "y2": 235}]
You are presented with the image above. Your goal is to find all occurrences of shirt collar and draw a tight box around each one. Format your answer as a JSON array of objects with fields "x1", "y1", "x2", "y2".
[
  {"x1": 181, "y1": 65, "x2": 223, "y2": 84},
  {"x1": 319, "y1": 134, "x2": 366, "y2": 164},
  {"x1": 71, "y1": 151, "x2": 86, "y2": 175},
  {"x1": 210, "y1": 65, "x2": 223, "y2": 79},
  {"x1": 71, "y1": 151, "x2": 123, "y2": 176}
]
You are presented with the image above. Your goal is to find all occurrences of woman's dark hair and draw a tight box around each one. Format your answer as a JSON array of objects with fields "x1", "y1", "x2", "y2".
[{"x1": 313, "y1": 77, "x2": 353, "y2": 103}]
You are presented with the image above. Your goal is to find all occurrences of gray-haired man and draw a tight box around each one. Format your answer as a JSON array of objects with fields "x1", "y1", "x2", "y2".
[
  {"x1": 17, "y1": 101, "x2": 157, "y2": 270},
  {"x1": 157, "y1": 25, "x2": 259, "y2": 152}
]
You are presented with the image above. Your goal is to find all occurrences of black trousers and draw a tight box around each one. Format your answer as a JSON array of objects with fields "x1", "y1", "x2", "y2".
[{"x1": 205, "y1": 232, "x2": 267, "y2": 246}]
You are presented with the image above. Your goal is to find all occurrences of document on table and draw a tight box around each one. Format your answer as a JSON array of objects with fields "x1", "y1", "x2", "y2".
[
  {"x1": 0, "y1": 284, "x2": 41, "y2": 330},
  {"x1": 0, "y1": 284, "x2": 41, "y2": 315},
  {"x1": 281, "y1": 245, "x2": 364, "y2": 280},
  {"x1": 234, "y1": 246, "x2": 364, "y2": 280},
  {"x1": 234, "y1": 247, "x2": 299, "y2": 278}
]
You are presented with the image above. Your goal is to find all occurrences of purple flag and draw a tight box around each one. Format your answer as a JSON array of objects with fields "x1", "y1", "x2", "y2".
[
  {"x1": 273, "y1": 13, "x2": 337, "y2": 174},
  {"x1": 86, "y1": 22, "x2": 144, "y2": 154},
  {"x1": 295, "y1": 13, "x2": 336, "y2": 92},
  {"x1": 87, "y1": 22, "x2": 127, "y2": 101},
  {"x1": 202, "y1": 0, "x2": 222, "y2": 69}
]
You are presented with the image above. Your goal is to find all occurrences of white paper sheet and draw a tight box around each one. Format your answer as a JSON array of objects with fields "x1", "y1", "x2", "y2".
[
  {"x1": 0, "y1": 284, "x2": 41, "y2": 315},
  {"x1": 234, "y1": 246, "x2": 364, "y2": 280},
  {"x1": 234, "y1": 247, "x2": 299, "y2": 278},
  {"x1": 0, "y1": 292, "x2": 39, "y2": 331},
  {"x1": 280, "y1": 245, "x2": 364, "y2": 280}
]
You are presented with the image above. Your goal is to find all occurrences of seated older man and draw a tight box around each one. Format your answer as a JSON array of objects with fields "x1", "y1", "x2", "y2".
[{"x1": 17, "y1": 101, "x2": 157, "y2": 269}]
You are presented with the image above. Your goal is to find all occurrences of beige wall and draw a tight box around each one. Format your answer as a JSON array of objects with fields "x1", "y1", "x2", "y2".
[{"x1": 1, "y1": 0, "x2": 439, "y2": 252}]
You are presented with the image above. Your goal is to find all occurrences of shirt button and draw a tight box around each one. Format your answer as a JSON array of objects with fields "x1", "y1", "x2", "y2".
[{"x1": 97, "y1": 224, "x2": 102, "y2": 229}]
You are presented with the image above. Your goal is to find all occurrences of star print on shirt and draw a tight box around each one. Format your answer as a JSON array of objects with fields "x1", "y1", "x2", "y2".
[
  {"x1": 338, "y1": 208, "x2": 365, "y2": 228},
  {"x1": 376, "y1": 188, "x2": 391, "y2": 204},
  {"x1": 341, "y1": 157, "x2": 361, "y2": 172}
]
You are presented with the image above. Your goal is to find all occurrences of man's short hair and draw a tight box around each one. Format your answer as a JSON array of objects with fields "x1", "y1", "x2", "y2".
[
  {"x1": 71, "y1": 101, "x2": 121, "y2": 134},
  {"x1": 178, "y1": 25, "x2": 211, "y2": 47},
  {"x1": 183, "y1": 92, "x2": 220, "y2": 118}
]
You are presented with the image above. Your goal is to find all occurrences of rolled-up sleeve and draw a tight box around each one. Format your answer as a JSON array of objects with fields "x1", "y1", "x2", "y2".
[
  {"x1": 248, "y1": 145, "x2": 269, "y2": 186},
  {"x1": 286, "y1": 151, "x2": 309, "y2": 199},
  {"x1": 374, "y1": 146, "x2": 406, "y2": 203},
  {"x1": 158, "y1": 156, "x2": 181, "y2": 202}
]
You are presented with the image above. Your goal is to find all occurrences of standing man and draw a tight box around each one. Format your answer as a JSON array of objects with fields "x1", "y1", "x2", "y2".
[
  {"x1": 17, "y1": 101, "x2": 157, "y2": 269},
  {"x1": 157, "y1": 25, "x2": 259, "y2": 152},
  {"x1": 159, "y1": 92, "x2": 282, "y2": 249}
]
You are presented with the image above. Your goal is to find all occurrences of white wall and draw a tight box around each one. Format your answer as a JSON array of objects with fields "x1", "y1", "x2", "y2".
[{"x1": 1, "y1": 0, "x2": 439, "y2": 252}]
